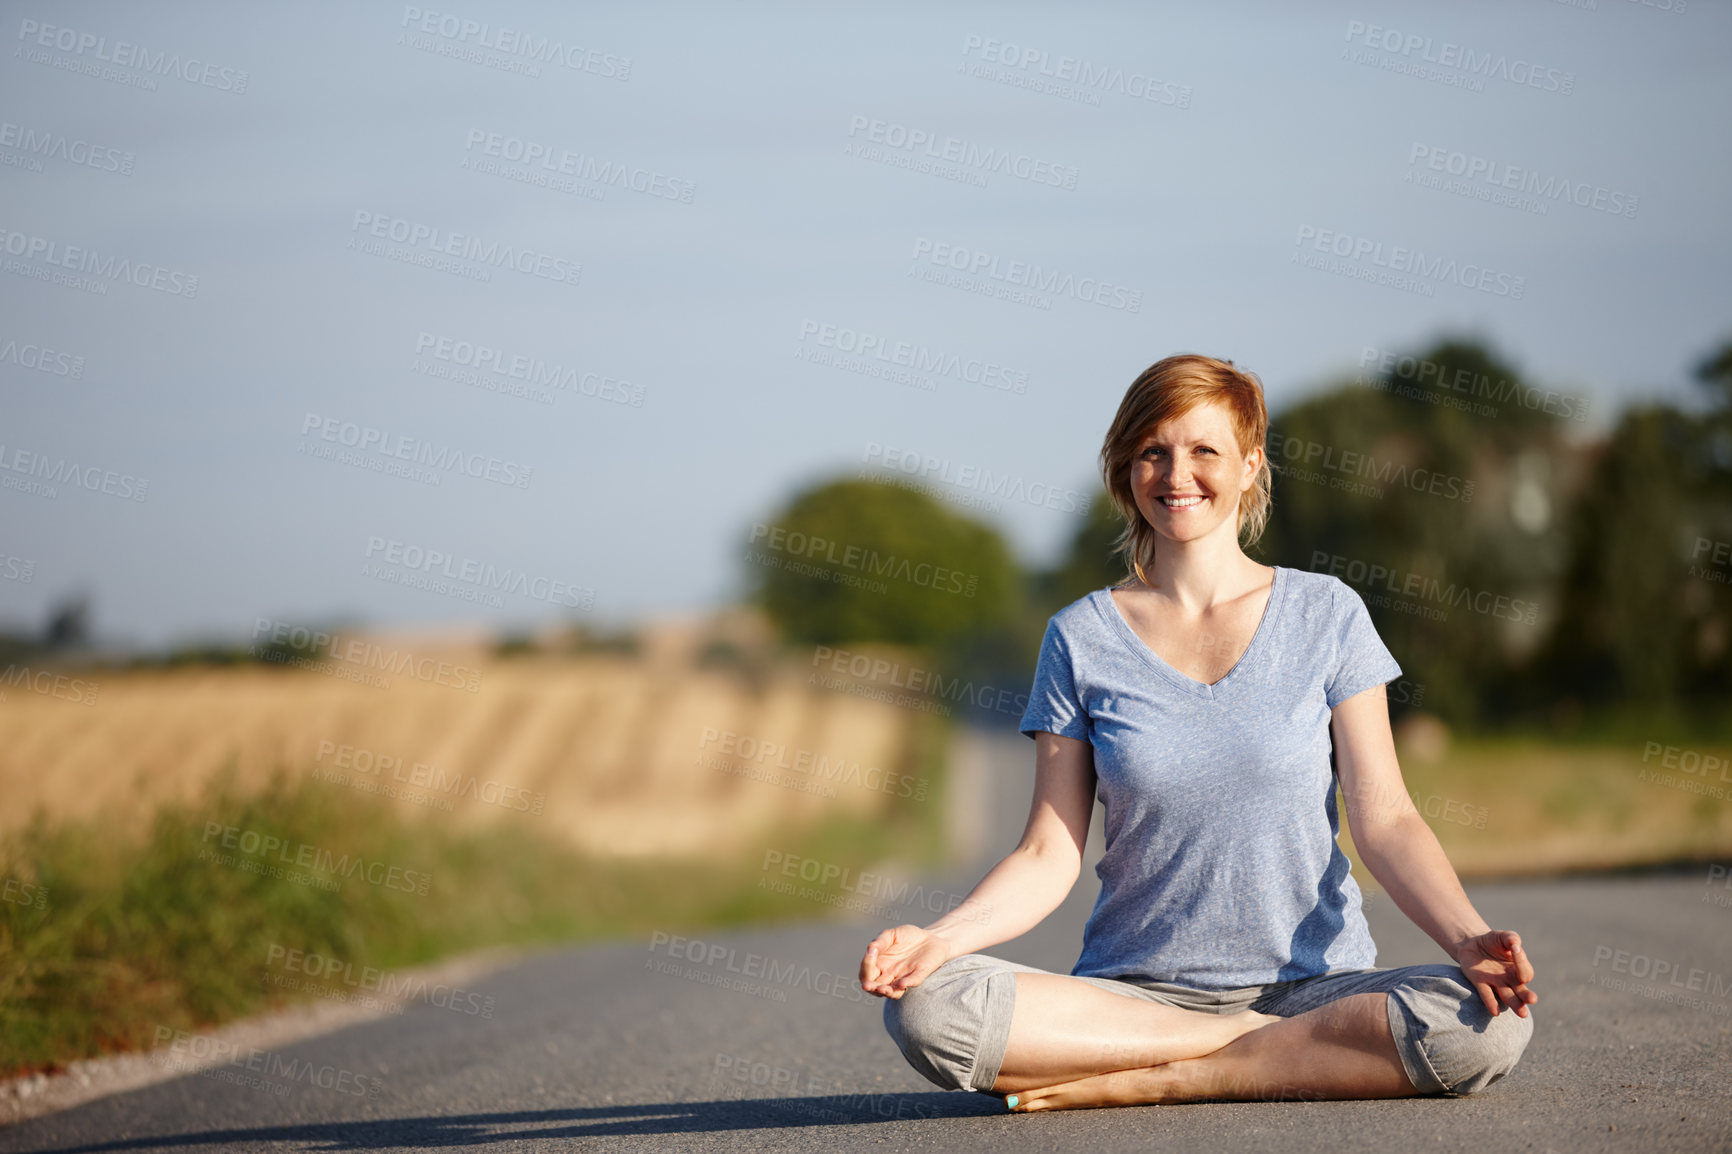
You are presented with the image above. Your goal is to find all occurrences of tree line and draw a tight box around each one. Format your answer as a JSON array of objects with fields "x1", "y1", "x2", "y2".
[{"x1": 746, "y1": 335, "x2": 1732, "y2": 735}]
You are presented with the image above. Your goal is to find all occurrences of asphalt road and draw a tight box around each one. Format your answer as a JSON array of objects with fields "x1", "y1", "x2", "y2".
[{"x1": 4, "y1": 727, "x2": 1730, "y2": 1153}]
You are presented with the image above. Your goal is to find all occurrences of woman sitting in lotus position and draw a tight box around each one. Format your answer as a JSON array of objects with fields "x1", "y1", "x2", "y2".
[{"x1": 858, "y1": 354, "x2": 1536, "y2": 1112}]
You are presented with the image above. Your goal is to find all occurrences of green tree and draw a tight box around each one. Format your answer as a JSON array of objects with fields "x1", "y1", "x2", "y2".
[
  {"x1": 745, "y1": 477, "x2": 1020, "y2": 660},
  {"x1": 1252, "y1": 340, "x2": 1578, "y2": 724},
  {"x1": 1538, "y1": 406, "x2": 1699, "y2": 709},
  {"x1": 1535, "y1": 336, "x2": 1732, "y2": 723}
]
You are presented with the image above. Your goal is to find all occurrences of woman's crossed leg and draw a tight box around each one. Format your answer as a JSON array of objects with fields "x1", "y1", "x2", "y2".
[
  {"x1": 884, "y1": 955, "x2": 1530, "y2": 1110},
  {"x1": 990, "y1": 972, "x2": 1282, "y2": 1093},
  {"x1": 1006, "y1": 989, "x2": 1409, "y2": 1110}
]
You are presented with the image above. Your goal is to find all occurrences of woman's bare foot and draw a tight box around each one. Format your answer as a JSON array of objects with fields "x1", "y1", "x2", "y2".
[
  {"x1": 1007, "y1": 1062, "x2": 1193, "y2": 1112},
  {"x1": 1005, "y1": 1009, "x2": 1280, "y2": 1109}
]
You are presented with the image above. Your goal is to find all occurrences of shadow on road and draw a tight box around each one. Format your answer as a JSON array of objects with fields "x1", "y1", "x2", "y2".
[{"x1": 15, "y1": 1094, "x2": 1004, "y2": 1152}]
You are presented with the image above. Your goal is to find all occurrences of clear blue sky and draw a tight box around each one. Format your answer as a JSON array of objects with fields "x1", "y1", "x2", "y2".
[{"x1": 3, "y1": 0, "x2": 1727, "y2": 650}]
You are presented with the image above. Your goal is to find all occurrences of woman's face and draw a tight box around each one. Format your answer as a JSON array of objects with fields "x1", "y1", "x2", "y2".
[{"x1": 1129, "y1": 400, "x2": 1262, "y2": 548}]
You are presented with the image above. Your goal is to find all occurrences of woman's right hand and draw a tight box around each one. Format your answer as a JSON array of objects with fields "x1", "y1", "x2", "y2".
[
  {"x1": 859, "y1": 924, "x2": 957, "y2": 999},
  {"x1": 855, "y1": 734, "x2": 1095, "y2": 999}
]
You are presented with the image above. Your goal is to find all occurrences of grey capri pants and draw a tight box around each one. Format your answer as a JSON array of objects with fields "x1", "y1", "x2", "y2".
[{"x1": 883, "y1": 954, "x2": 1534, "y2": 1097}]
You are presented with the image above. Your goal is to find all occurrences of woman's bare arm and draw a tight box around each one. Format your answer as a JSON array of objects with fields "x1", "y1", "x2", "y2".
[
  {"x1": 859, "y1": 730, "x2": 1096, "y2": 997},
  {"x1": 1331, "y1": 685, "x2": 1537, "y2": 1016}
]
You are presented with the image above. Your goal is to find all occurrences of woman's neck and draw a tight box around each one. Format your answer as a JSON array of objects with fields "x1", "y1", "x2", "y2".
[{"x1": 1134, "y1": 530, "x2": 1269, "y2": 612}]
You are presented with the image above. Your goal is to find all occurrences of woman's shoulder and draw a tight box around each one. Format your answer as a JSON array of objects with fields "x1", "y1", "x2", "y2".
[
  {"x1": 1048, "y1": 586, "x2": 1110, "y2": 631},
  {"x1": 1278, "y1": 565, "x2": 1342, "y2": 597},
  {"x1": 1034, "y1": 586, "x2": 1117, "y2": 651},
  {"x1": 1271, "y1": 566, "x2": 1357, "y2": 624}
]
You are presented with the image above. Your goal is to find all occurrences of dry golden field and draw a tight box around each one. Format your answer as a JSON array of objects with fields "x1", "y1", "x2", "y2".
[{"x1": 0, "y1": 641, "x2": 932, "y2": 859}]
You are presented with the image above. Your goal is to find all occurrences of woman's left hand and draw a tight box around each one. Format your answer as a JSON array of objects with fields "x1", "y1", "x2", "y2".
[{"x1": 1452, "y1": 929, "x2": 1538, "y2": 1018}]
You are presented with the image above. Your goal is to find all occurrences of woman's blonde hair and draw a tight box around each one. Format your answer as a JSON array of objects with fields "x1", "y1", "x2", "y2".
[{"x1": 1098, "y1": 354, "x2": 1273, "y2": 586}]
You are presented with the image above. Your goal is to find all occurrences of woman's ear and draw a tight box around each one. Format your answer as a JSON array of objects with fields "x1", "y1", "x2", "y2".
[{"x1": 1241, "y1": 444, "x2": 1264, "y2": 491}]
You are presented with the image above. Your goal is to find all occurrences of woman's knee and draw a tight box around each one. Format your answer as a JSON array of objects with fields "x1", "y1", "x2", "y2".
[
  {"x1": 1394, "y1": 967, "x2": 1535, "y2": 1096},
  {"x1": 880, "y1": 954, "x2": 1009, "y2": 1092},
  {"x1": 1449, "y1": 998, "x2": 1533, "y2": 1095}
]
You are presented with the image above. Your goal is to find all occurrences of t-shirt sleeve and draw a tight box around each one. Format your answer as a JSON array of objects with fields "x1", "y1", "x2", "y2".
[
  {"x1": 1018, "y1": 619, "x2": 1091, "y2": 742},
  {"x1": 1325, "y1": 581, "x2": 1404, "y2": 708}
]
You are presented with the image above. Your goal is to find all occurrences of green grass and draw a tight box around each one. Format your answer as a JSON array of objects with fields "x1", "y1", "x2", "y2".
[
  {"x1": 0, "y1": 710, "x2": 951, "y2": 1077},
  {"x1": 1339, "y1": 733, "x2": 1732, "y2": 884}
]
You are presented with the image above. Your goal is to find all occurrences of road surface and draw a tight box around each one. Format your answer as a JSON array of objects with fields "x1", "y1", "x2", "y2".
[{"x1": 3, "y1": 727, "x2": 1729, "y2": 1153}]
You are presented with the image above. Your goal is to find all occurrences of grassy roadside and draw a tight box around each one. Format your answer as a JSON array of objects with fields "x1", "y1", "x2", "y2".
[
  {"x1": 0, "y1": 710, "x2": 952, "y2": 1078},
  {"x1": 1339, "y1": 733, "x2": 1732, "y2": 890}
]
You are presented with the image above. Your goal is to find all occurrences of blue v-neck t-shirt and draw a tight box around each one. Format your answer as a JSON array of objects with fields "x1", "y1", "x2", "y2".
[{"x1": 1017, "y1": 565, "x2": 1403, "y2": 990}]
